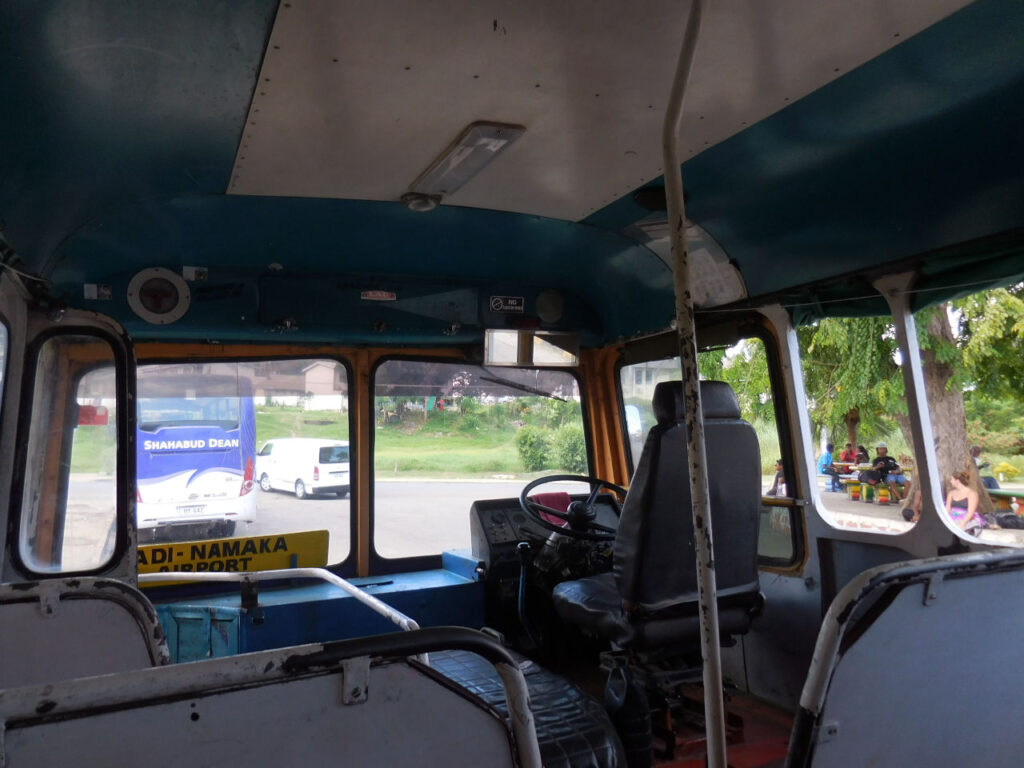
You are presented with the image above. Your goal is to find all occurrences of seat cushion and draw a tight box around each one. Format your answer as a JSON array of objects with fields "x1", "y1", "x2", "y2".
[
  {"x1": 552, "y1": 572, "x2": 762, "y2": 652},
  {"x1": 431, "y1": 648, "x2": 625, "y2": 768},
  {"x1": 551, "y1": 572, "x2": 634, "y2": 646}
]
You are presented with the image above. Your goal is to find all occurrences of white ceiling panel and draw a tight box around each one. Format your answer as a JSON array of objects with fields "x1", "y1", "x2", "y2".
[{"x1": 229, "y1": 0, "x2": 971, "y2": 221}]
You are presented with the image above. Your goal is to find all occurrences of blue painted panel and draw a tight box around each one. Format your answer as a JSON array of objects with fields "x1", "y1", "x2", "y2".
[
  {"x1": 156, "y1": 605, "x2": 241, "y2": 663},
  {"x1": 155, "y1": 568, "x2": 485, "y2": 662},
  {"x1": 0, "y1": 0, "x2": 278, "y2": 272},
  {"x1": 46, "y1": 197, "x2": 672, "y2": 343},
  {"x1": 587, "y1": 0, "x2": 1024, "y2": 312}
]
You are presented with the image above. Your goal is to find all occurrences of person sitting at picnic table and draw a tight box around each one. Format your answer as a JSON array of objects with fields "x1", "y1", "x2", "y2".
[
  {"x1": 857, "y1": 442, "x2": 908, "y2": 500},
  {"x1": 855, "y1": 445, "x2": 870, "y2": 464},
  {"x1": 766, "y1": 458, "x2": 785, "y2": 496},
  {"x1": 838, "y1": 442, "x2": 856, "y2": 463},
  {"x1": 817, "y1": 443, "x2": 842, "y2": 492},
  {"x1": 970, "y1": 444, "x2": 1001, "y2": 490},
  {"x1": 946, "y1": 470, "x2": 983, "y2": 537}
]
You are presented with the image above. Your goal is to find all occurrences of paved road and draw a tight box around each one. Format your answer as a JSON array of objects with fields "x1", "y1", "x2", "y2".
[
  {"x1": 249, "y1": 478, "x2": 587, "y2": 561},
  {"x1": 60, "y1": 475, "x2": 1024, "y2": 568},
  {"x1": 63, "y1": 476, "x2": 587, "y2": 565}
]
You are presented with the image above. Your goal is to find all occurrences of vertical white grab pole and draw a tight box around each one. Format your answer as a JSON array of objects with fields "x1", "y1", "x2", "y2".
[{"x1": 662, "y1": 2, "x2": 727, "y2": 767}]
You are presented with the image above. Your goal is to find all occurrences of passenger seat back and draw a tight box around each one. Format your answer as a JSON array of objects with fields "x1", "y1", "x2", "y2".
[{"x1": 0, "y1": 578, "x2": 169, "y2": 687}]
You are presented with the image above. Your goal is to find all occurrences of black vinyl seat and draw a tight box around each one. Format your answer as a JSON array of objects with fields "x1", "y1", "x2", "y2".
[
  {"x1": 432, "y1": 649, "x2": 626, "y2": 768},
  {"x1": 551, "y1": 381, "x2": 762, "y2": 651}
]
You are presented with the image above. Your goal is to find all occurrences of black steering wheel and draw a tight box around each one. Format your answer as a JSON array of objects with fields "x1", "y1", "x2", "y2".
[{"x1": 519, "y1": 474, "x2": 628, "y2": 541}]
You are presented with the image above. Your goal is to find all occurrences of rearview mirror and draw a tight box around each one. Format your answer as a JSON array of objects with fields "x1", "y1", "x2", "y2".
[{"x1": 484, "y1": 330, "x2": 579, "y2": 367}]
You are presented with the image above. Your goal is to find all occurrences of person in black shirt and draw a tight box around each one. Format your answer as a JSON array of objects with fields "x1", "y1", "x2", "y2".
[{"x1": 858, "y1": 442, "x2": 907, "y2": 500}]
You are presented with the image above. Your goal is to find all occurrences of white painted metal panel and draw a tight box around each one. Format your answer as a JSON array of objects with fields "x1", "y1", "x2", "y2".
[
  {"x1": 798, "y1": 552, "x2": 1024, "y2": 767},
  {"x1": 3, "y1": 660, "x2": 517, "y2": 768},
  {"x1": 229, "y1": 0, "x2": 970, "y2": 220},
  {"x1": 0, "y1": 579, "x2": 168, "y2": 688}
]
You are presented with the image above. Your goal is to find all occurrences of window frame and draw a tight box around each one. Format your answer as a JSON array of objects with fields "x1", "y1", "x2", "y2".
[
  {"x1": 133, "y1": 353, "x2": 357, "y2": 576},
  {"x1": 614, "y1": 322, "x2": 804, "y2": 569},
  {"x1": 11, "y1": 327, "x2": 132, "y2": 577},
  {"x1": 367, "y1": 353, "x2": 592, "y2": 574}
]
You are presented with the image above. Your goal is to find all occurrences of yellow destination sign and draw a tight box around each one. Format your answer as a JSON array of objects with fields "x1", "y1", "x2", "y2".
[{"x1": 138, "y1": 530, "x2": 329, "y2": 576}]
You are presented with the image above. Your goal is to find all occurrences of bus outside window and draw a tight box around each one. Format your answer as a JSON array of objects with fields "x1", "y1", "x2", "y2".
[{"x1": 136, "y1": 364, "x2": 257, "y2": 543}]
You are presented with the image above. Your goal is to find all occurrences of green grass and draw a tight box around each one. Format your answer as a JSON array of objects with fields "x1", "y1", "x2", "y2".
[
  {"x1": 70, "y1": 426, "x2": 116, "y2": 474},
  {"x1": 255, "y1": 406, "x2": 348, "y2": 446},
  {"x1": 374, "y1": 420, "x2": 524, "y2": 476},
  {"x1": 753, "y1": 419, "x2": 781, "y2": 474}
]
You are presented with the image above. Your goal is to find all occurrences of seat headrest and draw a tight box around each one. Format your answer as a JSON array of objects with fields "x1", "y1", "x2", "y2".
[{"x1": 652, "y1": 380, "x2": 741, "y2": 424}]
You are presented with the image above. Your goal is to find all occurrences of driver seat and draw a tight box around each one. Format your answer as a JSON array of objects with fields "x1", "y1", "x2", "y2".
[{"x1": 551, "y1": 381, "x2": 762, "y2": 651}]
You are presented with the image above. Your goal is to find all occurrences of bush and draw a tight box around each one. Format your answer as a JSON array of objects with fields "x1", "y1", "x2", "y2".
[
  {"x1": 969, "y1": 420, "x2": 1024, "y2": 456},
  {"x1": 552, "y1": 424, "x2": 587, "y2": 473},
  {"x1": 515, "y1": 426, "x2": 550, "y2": 471}
]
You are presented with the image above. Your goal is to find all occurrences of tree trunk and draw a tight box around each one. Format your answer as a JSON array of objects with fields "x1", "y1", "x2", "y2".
[
  {"x1": 919, "y1": 307, "x2": 994, "y2": 516},
  {"x1": 843, "y1": 408, "x2": 860, "y2": 447}
]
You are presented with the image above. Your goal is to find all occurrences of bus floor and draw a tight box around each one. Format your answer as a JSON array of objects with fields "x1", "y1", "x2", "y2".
[{"x1": 652, "y1": 686, "x2": 793, "y2": 768}]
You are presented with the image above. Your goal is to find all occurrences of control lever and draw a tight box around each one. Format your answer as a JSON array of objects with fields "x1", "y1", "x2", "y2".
[{"x1": 516, "y1": 542, "x2": 540, "y2": 648}]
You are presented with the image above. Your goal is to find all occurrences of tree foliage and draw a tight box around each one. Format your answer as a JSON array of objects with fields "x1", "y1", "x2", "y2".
[
  {"x1": 703, "y1": 285, "x2": 1022, "y2": 511},
  {"x1": 956, "y1": 286, "x2": 1024, "y2": 405}
]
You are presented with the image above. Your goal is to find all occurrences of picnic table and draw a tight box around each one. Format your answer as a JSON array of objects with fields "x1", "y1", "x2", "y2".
[
  {"x1": 988, "y1": 488, "x2": 1022, "y2": 512},
  {"x1": 837, "y1": 464, "x2": 912, "y2": 504}
]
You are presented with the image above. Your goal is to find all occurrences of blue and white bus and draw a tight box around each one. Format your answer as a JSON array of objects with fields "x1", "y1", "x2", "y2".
[{"x1": 136, "y1": 364, "x2": 257, "y2": 542}]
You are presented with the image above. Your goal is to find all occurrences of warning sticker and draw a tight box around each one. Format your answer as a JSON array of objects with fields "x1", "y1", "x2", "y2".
[
  {"x1": 361, "y1": 290, "x2": 397, "y2": 301},
  {"x1": 489, "y1": 295, "x2": 524, "y2": 314},
  {"x1": 138, "y1": 529, "x2": 329, "y2": 582}
]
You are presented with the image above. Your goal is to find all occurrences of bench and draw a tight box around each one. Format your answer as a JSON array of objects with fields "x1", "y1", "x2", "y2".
[{"x1": 988, "y1": 488, "x2": 1022, "y2": 512}]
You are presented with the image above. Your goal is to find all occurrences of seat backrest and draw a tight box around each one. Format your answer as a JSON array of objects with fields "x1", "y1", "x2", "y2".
[
  {"x1": 0, "y1": 577, "x2": 170, "y2": 687},
  {"x1": 613, "y1": 380, "x2": 761, "y2": 612},
  {"x1": 788, "y1": 550, "x2": 1024, "y2": 768},
  {"x1": 0, "y1": 627, "x2": 540, "y2": 768}
]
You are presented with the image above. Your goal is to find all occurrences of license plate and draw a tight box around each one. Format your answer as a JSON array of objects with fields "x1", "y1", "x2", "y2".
[
  {"x1": 330, "y1": 472, "x2": 347, "y2": 478},
  {"x1": 175, "y1": 504, "x2": 207, "y2": 515}
]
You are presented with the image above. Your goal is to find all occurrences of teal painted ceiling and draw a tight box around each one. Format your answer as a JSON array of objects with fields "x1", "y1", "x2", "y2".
[{"x1": 1, "y1": 0, "x2": 1022, "y2": 342}]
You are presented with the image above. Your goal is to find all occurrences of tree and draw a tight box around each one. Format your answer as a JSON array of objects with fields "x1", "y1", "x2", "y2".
[
  {"x1": 797, "y1": 317, "x2": 901, "y2": 448},
  {"x1": 957, "y1": 286, "x2": 1024, "y2": 405}
]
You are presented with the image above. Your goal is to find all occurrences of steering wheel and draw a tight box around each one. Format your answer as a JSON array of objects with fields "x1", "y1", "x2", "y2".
[{"x1": 519, "y1": 474, "x2": 628, "y2": 541}]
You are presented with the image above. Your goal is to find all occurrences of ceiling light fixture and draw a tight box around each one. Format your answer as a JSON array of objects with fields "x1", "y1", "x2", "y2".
[{"x1": 403, "y1": 121, "x2": 525, "y2": 211}]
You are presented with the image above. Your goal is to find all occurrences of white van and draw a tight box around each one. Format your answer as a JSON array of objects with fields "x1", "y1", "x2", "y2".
[{"x1": 256, "y1": 438, "x2": 350, "y2": 499}]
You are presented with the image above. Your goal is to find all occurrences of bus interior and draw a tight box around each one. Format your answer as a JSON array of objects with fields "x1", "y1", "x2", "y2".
[{"x1": 1, "y1": 1, "x2": 1023, "y2": 766}]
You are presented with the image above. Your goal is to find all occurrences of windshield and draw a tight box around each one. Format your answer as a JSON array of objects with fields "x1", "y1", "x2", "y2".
[
  {"x1": 319, "y1": 445, "x2": 349, "y2": 464},
  {"x1": 138, "y1": 397, "x2": 241, "y2": 431}
]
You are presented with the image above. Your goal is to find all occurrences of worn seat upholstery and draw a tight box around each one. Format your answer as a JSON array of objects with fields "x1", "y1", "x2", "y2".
[
  {"x1": 433, "y1": 648, "x2": 625, "y2": 768},
  {"x1": 551, "y1": 381, "x2": 762, "y2": 650}
]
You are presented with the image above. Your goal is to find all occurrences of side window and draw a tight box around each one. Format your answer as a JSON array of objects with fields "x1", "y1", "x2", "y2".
[
  {"x1": 19, "y1": 335, "x2": 118, "y2": 573},
  {"x1": 920, "y1": 285, "x2": 1024, "y2": 545},
  {"x1": 620, "y1": 336, "x2": 797, "y2": 564},
  {"x1": 797, "y1": 316, "x2": 919, "y2": 536},
  {"x1": 137, "y1": 359, "x2": 351, "y2": 567},
  {"x1": 373, "y1": 360, "x2": 588, "y2": 560}
]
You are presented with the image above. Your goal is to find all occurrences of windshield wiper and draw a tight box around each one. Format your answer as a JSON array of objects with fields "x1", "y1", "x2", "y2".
[{"x1": 479, "y1": 373, "x2": 567, "y2": 402}]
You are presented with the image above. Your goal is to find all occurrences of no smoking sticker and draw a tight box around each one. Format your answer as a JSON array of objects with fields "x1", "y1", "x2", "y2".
[{"x1": 489, "y1": 295, "x2": 524, "y2": 313}]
